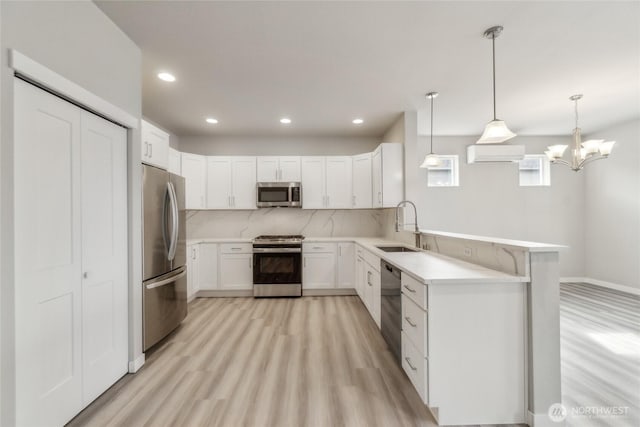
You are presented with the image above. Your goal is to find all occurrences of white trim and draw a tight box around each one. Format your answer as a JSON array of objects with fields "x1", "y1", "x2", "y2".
[
  {"x1": 9, "y1": 49, "x2": 138, "y2": 129},
  {"x1": 528, "y1": 410, "x2": 561, "y2": 427},
  {"x1": 128, "y1": 354, "x2": 145, "y2": 373},
  {"x1": 561, "y1": 277, "x2": 640, "y2": 296}
]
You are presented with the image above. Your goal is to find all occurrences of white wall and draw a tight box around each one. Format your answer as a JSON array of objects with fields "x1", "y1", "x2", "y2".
[
  {"x1": 179, "y1": 135, "x2": 380, "y2": 156},
  {"x1": 402, "y1": 131, "x2": 585, "y2": 277},
  {"x1": 0, "y1": 2, "x2": 141, "y2": 424},
  {"x1": 584, "y1": 119, "x2": 640, "y2": 290}
]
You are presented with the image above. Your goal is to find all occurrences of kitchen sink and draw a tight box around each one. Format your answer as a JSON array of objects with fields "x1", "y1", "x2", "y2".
[{"x1": 375, "y1": 246, "x2": 419, "y2": 253}]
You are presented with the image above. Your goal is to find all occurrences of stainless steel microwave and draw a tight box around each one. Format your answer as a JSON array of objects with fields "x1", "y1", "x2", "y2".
[{"x1": 256, "y1": 182, "x2": 302, "y2": 208}]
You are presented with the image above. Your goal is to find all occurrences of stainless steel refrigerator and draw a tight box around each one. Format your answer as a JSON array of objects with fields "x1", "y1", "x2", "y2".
[{"x1": 142, "y1": 164, "x2": 187, "y2": 351}]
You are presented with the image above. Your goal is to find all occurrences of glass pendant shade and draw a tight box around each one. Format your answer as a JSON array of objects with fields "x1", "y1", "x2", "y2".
[
  {"x1": 420, "y1": 153, "x2": 441, "y2": 168},
  {"x1": 581, "y1": 139, "x2": 604, "y2": 155},
  {"x1": 476, "y1": 119, "x2": 517, "y2": 144},
  {"x1": 599, "y1": 141, "x2": 616, "y2": 156},
  {"x1": 548, "y1": 144, "x2": 568, "y2": 159}
]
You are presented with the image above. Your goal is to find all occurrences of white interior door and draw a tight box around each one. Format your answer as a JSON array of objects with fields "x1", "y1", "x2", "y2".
[
  {"x1": 80, "y1": 111, "x2": 128, "y2": 405},
  {"x1": 14, "y1": 78, "x2": 83, "y2": 426}
]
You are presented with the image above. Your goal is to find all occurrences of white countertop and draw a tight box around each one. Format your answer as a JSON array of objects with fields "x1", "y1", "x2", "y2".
[
  {"x1": 356, "y1": 240, "x2": 528, "y2": 285},
  {"x1": 419, "y1": 229, "x2": 566, "y2": 253},
  {"x1": 186, "y1": 236, "x2": 527, "y2": 284}
]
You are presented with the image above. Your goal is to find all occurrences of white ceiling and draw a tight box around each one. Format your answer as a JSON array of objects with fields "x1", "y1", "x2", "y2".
[{"x1": 96, "y1": 1, "x2": 640, "y2": 138}]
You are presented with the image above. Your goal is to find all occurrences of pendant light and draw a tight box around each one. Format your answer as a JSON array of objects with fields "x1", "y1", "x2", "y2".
[
  {"x1": 545, "y1": 94, "x2": 616, "y2": 171},
  {"x1": 420, "y1": 92, "x2": 441, "y2": 168},
  {"x1": 477, "y1": 26, "x2": 517, "y2": 144}
]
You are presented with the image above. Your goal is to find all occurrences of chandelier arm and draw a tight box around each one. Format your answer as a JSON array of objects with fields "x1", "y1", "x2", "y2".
[
  {"x1": 578, "y1": 154, "x2": 606, "y2": 169},
  {"x1": 551, "y1": 159, "x2": 572, "y2": 168}
]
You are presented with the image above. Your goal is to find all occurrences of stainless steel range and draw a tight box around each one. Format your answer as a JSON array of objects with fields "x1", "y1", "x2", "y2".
[{"x1": 253, "y1": 235, "x2": 304, "y2": 297}]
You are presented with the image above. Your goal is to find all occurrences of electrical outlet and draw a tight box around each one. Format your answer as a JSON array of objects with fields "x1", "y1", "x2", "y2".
[{"x1": 463, "y1": 247, "x2": 473, "y2": 257}]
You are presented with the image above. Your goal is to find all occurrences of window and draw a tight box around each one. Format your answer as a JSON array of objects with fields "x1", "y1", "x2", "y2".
[
  {"x1": 427, "y1": 155, "x2": 459, "y2": 187},
  {"x1": 519, "y1": 154, "x2": 550, "y2": 186}
]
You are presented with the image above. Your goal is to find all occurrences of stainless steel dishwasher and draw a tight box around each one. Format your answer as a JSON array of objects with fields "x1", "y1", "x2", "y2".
[{"x1": 380, "y1": 260, "x2": 402, "y2": 362}]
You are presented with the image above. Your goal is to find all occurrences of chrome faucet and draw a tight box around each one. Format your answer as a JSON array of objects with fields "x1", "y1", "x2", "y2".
[{"x1": 395, "y1": 200, "x2": 421, "y2": 248}]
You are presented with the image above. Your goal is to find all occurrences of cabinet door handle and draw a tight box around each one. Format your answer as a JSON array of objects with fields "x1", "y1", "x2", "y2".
[
  {"x1": 192, "y1": 248, "x2": 196, "y2": 259},
  {"x1": 228, "y1": 196, "x2": 232, "y2": 207},
  {"x1": 367, "y1": 271, "x2": 372, "y2": 286},
  {"x1": 405, "y1": 357, "x2": 417, "y2": 371},
  {"x1": 231, "y1": 247, "x2": 241, "y2": 251},
  {"x1": 352, "y1": 195, "x2": 356, "y2": 207},
  {"x1": 338, "y1": 246, "x2": 342, "y2": 256},
  {"x1": 144, "y1": 141, "x2": 149, "y2": 157},
  {"x1": 378, "y1": 192, "x2": 382, "y2": 203},
  {"x1": 312, "y1": 246, "x2": 323, "y2": 250},
  {"x1": 403, "y1": 285, "x2": 416, "y2": 293},
  {"x1": 304, "y1": 258, "x2": 307, "y2": 268},
  {"x1": 405, "y1": 316, "x2": 417, "y2": 327},
  {"x1": 232, "y1": 196, "x2": 235, "y2": 207},
  {"x1": 149, "y1": 143, "x2": 153, "y2": 157}
]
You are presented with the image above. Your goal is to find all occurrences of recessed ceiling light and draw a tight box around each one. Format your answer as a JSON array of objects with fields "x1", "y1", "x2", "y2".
[
  {"x1": 157, "y1": 72, "x2": 176, "y2": 82},
  {"x1": 280, "y1": 117, "x2": 292, "y2": 124},
  {"x1": 206, "y1": 117, "x2": 218, "y2": 124},
  {"x1": 352, "y1": 118, "x2": 364, "y2": 125}
]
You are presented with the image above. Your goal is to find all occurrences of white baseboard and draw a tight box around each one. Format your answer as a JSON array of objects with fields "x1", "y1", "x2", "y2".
[
  {"x1": 560, "y1": 277, "x2": 640, "y2": 296},
  {"x1": 196, "y1": 289, "x2": 253, "y2": 298},
  {"x1": 528, "y1": 410, "x2": 563, "y2": 427},
  {"x1": 303, "y1": 288, "x2": 357, "y2": 296},
  {"x1": 128, "y1": 353, "x2": 145, "y2": 373}
]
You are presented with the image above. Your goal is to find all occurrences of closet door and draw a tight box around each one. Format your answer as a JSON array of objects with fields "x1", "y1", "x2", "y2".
[
  {"x1": 14, "y1": 78, "x2": 83, "y2": 426},
  {"x1": 80, "y1": 112, "x2": 128, "y2": 405}
]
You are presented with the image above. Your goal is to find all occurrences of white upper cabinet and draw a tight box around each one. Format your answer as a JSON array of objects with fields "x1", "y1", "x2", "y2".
[
  {"x1": 325, "y1": 156, "x2": 352, "y2": 209},
  {"x1": 167, "y1": 147, "x2": 181, "y2": 175},
  {"x1": 206, "y1": 156, "x2": 256, "y2": 209},
  {"x1": 206, "y1": 157, "x2": 232, "y2": 209},
  {"x1": 141, "y1": 120, "x2": 169, "y2": 169},
  {"x1": 352, "y1": 152, "x2": 372, "y2": 208},
  {"x1": 181, "y1": 153, "x2": 207, "y2": 209},
  {"x1": 279, "y1": 156, "x2": 302, "y2": 182},
  {"x1": 257, "y1": 156, "x2": 301, "y2": 182},
  {"x1": 231, "y1": 157, "x2": 257, "y2": 209},
  {"x1": 301, "y1": 156, "x2": 352, "y2": 209},
  {"x1": 372, "y1": 143, "x2": 404, "y2": 208},
  {"x1": 301, "y1": 157, "x2": 325, "y2": 209}
]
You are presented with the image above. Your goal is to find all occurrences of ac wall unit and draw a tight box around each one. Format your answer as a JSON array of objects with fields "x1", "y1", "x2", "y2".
[{"x1": 467, "y1": 144, "x2": 525, "y2": 163}]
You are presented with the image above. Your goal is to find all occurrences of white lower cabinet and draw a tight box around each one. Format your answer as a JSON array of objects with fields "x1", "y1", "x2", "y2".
[
  {"x1": 400, "y1": 274, "x2": 527, "y2": 425},
  {"x1": 337, "y1": 243, "x2": 355, "y2": 288},
  {"x1": 219, "y1": 243, "x2": 253, "y2": 290},
  {"x1": 198, "y1": 243, "x2": 218, "y2": 290},
  {"x1": 354, "y1": 244, "x2": 380, "y2": 327},
  {"x1": 187, "y1": 243, "x2": 200, "y2": 300},
  {"x1": 303, "y1": 243, "x2": 337, "y2": 289}
]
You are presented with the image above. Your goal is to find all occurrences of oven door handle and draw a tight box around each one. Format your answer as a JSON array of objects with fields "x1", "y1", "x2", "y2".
[{"x1": 253, "y1": 248, "x2": 302, "y2": 253}]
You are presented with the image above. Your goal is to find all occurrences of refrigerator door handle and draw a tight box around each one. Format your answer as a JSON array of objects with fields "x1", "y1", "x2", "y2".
[
  {"x1": 167, "y1": 182, "x2": 179, "y2": 261},
  {"x1": 162, "y1": 182, "x2": 171, "y2": 259},
  {"x1": 144, "y1": 266, "x2": 187, "y2": 290}
]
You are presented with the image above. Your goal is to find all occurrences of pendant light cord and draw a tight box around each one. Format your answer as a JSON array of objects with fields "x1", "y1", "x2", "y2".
[
  {"x1": 492, "y1": 34, "x2": 497, "y2": 121},
  {"x1": 430, "y1": 95, "x2": 434, "y2": 154}
]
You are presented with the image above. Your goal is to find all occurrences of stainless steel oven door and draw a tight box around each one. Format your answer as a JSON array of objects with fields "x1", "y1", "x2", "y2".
[{"x1": 253, "y1": 249, "x2": 302, "y2": 285}]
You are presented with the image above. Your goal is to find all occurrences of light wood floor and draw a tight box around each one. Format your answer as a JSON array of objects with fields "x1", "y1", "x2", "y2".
[
  {"x1": 560, "y1": 283, "x2": 640, "y2": 427},
  {"x1": 68, "y1": 296, "x2": 440, "y2": 427}
]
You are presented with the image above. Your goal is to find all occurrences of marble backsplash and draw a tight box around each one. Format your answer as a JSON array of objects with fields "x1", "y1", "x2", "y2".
[{"x1": 186, "y1": 208, "x2": 386, "y2": 239}]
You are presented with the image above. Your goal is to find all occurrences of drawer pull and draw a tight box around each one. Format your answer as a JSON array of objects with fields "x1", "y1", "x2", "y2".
[
  {"x1": 231, "y1": 248, "x2": 242, "y2": 251},
  {"x1": 312, "y1": 246, "x2": 323, "y2": 250},
  {"x1": 405, "y1": 357, "x2": 417, "y2": 371},
  {"x1": 405, "y1": 316, "x2": 417, "y2": 327},
  {"x1": 403, "y1": 285, "x2": 416, "y2": 293}
]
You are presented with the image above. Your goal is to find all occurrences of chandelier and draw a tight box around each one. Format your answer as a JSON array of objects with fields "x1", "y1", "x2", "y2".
[{"x1": 545, "y1": 94, "x2": 616, "y2": 171}]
